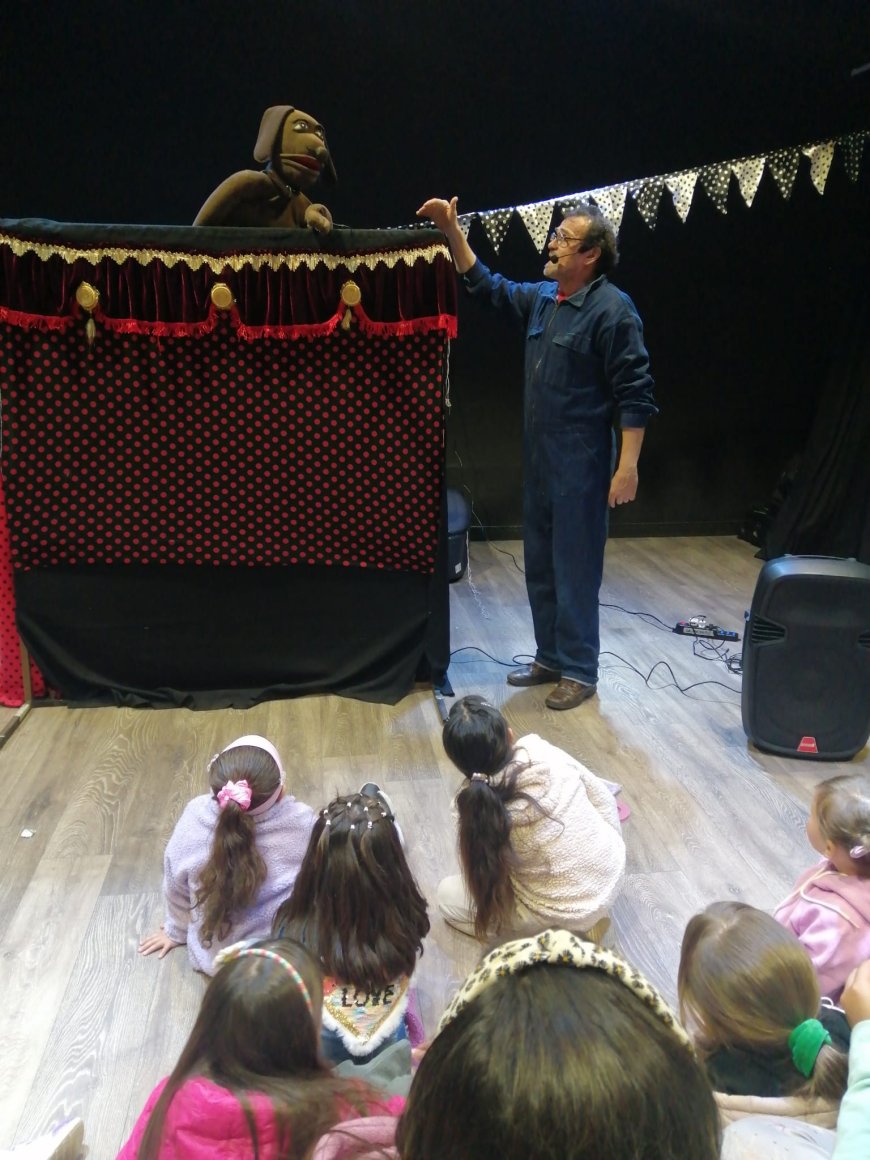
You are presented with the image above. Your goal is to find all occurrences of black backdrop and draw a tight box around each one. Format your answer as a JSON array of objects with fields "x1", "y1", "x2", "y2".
[{"x1": 2, "y1": 0, "x2": 869, "y2": 539}]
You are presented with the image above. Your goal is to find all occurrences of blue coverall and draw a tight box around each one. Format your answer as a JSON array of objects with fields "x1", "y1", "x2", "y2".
[{"x1": 463, "y1": 261, "x2": 657, "y2": 685}]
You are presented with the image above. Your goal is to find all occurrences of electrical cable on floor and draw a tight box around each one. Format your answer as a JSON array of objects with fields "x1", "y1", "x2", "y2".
[
  {"x1": 599, "y1": 601, "x2": 674, "y2": 632},
  {"x1": 448, "y1": 645, "x2": 535, "y2": 669},
  {"x1": 598, "y1": 652, "x2": 741, "y2": 703}
]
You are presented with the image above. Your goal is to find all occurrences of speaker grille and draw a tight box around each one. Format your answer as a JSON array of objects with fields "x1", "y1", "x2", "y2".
[{"x1": 750, "y1": 616, "x2": 786, "y2": 645}]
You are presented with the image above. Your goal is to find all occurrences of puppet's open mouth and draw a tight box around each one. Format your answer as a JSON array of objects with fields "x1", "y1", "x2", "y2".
[{"x1": 283, "y1": 154, "x2": 322, "y2": 173}]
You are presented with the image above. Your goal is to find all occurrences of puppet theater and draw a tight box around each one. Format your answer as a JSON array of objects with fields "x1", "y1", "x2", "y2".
[{"x1": 1, "y1": 4, "x2": 870, "y2": 1153}]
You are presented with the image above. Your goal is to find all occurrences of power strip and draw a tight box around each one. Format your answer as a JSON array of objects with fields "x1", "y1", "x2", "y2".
[{"x1": 673, "y1": 621, "x2": 740, "y2": 641}]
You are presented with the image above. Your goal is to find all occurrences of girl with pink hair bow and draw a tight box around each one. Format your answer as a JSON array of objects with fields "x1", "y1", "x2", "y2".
[{"x1": 139, "y1": 735, "x2": 316, "y2": 974}]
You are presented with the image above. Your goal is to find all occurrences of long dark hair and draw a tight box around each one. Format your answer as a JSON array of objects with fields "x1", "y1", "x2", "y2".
[
  {"x1": 137, "y1": 939, "x2": 376, "y2": 1160},
  {"x1": 272, "y1": 793, "x2": 429, "y2": 990},
  {"x1": 195, "y1": 745, "x2": 282, "y2": 946},
  {"x1": 397, "y1": 963, "x2": 720, "y2": 1160},
  {"x1": 442, "y1": 695, "x2": 529, "y2": 938}
]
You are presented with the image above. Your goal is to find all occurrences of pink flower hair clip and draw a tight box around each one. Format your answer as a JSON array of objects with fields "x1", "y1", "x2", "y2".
[{"x1": 217, "y1": 779, "x2": 253, "y2": 811}]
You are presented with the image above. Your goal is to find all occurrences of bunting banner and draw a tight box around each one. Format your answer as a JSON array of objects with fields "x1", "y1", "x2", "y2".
[
  {"x1": 664, "y1": 170, "x2": 699, "y2": 223},
  {"x1": 841, "y1": 130, "x2": 868, "y2": 182},
  {"x1": 630, "y1": 177, "x2": 664, "y2": 228},
  {"x1": 515, "y1": 199, "x2": 555, "y2": 252},
  {"x1": 767, "y1": 147, "x2": 801, "y2": 200},
  {"x1": 478, "y1": 206, "x2": 513, "y2": 253},
  {"x1": 699, "y1": 163, "x2": 731, "y2": 214},
  {"x1": 426, "y1": 128, "x2": 868, "y2": 251},
  {"x1": 803, "y1": 142, "x2": 835, "y2": 195},
  {"x1": 732, "y1": 156, "x2": 766, "y2": 207},
  {"x1": 588, "y1": 184, "x2": 628, "y2": 232}
]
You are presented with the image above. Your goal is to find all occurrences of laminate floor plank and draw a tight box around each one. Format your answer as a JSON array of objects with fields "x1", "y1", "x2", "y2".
[{"x1": 0, "y1": 855, "x2": 110, "y2": 1144}]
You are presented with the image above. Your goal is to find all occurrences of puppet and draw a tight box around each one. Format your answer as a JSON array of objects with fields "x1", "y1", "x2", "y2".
[{"x1": 194, "y1": 105, "x2": 336, "y2": 232}]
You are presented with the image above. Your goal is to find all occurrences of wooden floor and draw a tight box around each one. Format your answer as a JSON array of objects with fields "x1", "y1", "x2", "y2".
[{"x1": 1, "y1": 536, "x2": 866, "y2": 1156}]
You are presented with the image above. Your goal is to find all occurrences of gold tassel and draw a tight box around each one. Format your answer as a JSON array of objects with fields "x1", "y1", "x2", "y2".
[
  {"x1": 340, "y1": 280, "x2": 362, "y2": 331},
  {"x1": 75, "y1": 282, "x2": 100, "y2": 347}
]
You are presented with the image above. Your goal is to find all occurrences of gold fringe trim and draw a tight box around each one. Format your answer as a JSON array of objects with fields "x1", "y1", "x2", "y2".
[{"x1": 0, "y1": 233, "x2": 451, "y2": 274}]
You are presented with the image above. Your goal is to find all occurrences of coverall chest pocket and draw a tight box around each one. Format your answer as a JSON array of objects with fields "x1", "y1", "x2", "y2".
[{"x1": 552, "y1": 332, "x2": 597, "y2": 359}]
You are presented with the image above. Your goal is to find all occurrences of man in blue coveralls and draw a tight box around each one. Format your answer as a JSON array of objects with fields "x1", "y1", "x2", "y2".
[{"x1": 418, "y1": 196, "x2": 657, "y2": 709}]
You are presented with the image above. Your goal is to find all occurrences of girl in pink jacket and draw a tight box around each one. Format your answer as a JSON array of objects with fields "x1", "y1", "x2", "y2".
[
  {"x1": 118, "y1": 938, "x2": 403, "y2": 1159},
  {"x1": 775, "y1": 772, "x2": 870, "y2": 1002}
]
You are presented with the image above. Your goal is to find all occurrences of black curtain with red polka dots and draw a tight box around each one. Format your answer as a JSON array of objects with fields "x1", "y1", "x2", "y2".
[{"x1": 0, "y1": 222, "x2": 457, "y2": 707}]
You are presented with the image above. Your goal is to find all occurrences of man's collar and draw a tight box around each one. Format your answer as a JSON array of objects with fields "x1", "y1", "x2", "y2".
[{"x1": 556, "y1": 272, "x2": 606, "y2": 305}]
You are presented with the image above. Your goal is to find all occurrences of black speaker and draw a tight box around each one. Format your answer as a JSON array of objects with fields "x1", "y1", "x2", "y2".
[
  {"x1": 446, "y1": 488, "x2": 472, "y2": 582},
  {"x1": 742, "y1": 556, "x2": 870, "y2": 760}
]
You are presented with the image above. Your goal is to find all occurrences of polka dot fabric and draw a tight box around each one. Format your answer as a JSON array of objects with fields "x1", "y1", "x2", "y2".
[
  {"x1": 0, "y1": 473, "x2": 46, "y2": 704},
  {"x1": 1, "y1": 317, "x2": 446, "y2": 573}
]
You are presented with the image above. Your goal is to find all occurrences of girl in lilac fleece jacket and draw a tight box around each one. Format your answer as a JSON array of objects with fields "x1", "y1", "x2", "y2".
[
  {"x1": 775, "y1": 773, "x2": 870, "y2": 1003},
  {"x1": 139, "y1": 735, "x2": 316, "y2": 974}
]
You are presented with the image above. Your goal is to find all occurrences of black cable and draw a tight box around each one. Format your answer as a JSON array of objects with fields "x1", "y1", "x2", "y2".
[
  {"x1": 691, "y1": 637, "x2": 742, "y2": 669},
  {"x1": 449, "y1": 645, "x2": 536, "y2": 668},
  {"x1": 599, "y1": 601, "x2": 674, "y2": 632},
  {"x1": 599, "y1": 651, "x2": 742, "y2": 702},
  {"x1": 483, "y1": 538, "x2": 525, "y2": 572}
]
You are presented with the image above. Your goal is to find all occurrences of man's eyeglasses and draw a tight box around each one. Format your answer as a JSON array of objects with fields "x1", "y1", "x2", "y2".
[{"x1": 549, "y1": 227, "x2": 589, "y2": 247}]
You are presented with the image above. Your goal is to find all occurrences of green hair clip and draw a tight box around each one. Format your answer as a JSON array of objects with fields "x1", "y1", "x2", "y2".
[{"x1": 788, "y1": 1018, "x2": 832, "y2": 1078}]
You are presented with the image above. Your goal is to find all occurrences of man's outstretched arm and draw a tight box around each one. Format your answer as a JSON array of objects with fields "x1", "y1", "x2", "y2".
[{"x1": 417, "y1": 196, "x2": 477, "y2": 274}]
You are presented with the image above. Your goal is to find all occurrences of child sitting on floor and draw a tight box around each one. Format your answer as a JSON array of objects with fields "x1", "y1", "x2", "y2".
[
  {"x1": 273, "y1": 789, "x2": 429, "y2": 1072},
  {"x1": 436, "y1": 695, "x2": 625, "y2": 941},
  {"x1": 119, "y1": 938, "x2": 403, "y2": 1159},
  {"x1": 678, "y1": 901, "x2": 850, "y2": 1129},
  {"x1": 392, "y1": 928, "x2": 720, "y2": 1159},
  {"x1": 139, "y1": 735, "x2": 315, "y2": 973},
  {"x1": 775, "y1": 772, "x2": 870, "y2": 1002}
]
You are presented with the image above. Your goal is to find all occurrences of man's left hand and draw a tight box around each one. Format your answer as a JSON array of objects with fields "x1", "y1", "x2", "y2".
[{"x1": 609, "y1": 466, "x2": 639, "y2": 508}]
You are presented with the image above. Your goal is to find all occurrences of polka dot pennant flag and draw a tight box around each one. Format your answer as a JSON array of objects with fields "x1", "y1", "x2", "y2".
[
  {"x1": 587, "y1": 184, "x2": 627, "y2": 233},
  {"x1": 767, "y1": 147, "x2": 800, "y2": 200},
  {"x1": 479, "y1": 207, "x2": 514, "y2": 253},
  {"x1": 732, "y1": 156, "x2": 765, "y2": 207},
  {"x1": 457, "y1": 215, "x2": 472, "y2": 239},
  {"x1": 629, "y1": 178, "x2": 664, "y2": 229},
  {"x1": 515, "y1": 200, "x2": 555, "y2": 252},
  {"x1": 839, "y1": 130, "x2": 868, "y2": 183},
  {"x1": 802, "y1": 141, "x2": 835, "y2": 195},
  {"x1": 555, "y1": 196, "x2": 588, "y2": 218},
  {"x1": 699, "y1": 162, "x2": 731, "y2": 213},
  {"x1": 664, "y1": 169, "x2": 699, "y2": 222}
]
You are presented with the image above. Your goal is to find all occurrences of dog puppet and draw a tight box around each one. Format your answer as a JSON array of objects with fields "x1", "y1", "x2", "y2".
[{"x1": 193, "y1": 105, "x2": 337, "y2": 232}]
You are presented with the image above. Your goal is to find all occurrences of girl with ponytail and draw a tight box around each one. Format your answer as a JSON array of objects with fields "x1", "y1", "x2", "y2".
[
  {"x1": 437, "y1": 695, "x2": 625, "y2": 941},
  {"x1": 679, "y1": 901, "x2": 849, "y2": 1130},
  {"x1": 139, "y1": 735, "x2": 316, "y2": 974}
]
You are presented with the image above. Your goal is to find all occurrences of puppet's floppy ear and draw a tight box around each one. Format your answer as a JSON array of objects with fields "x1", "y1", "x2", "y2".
[
  {"x1": 322, "y1": 153, "x2": 338, "y2": 186},
  {"x1": 253, "y1": 106, "x2": 294, "y2": 164}
]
